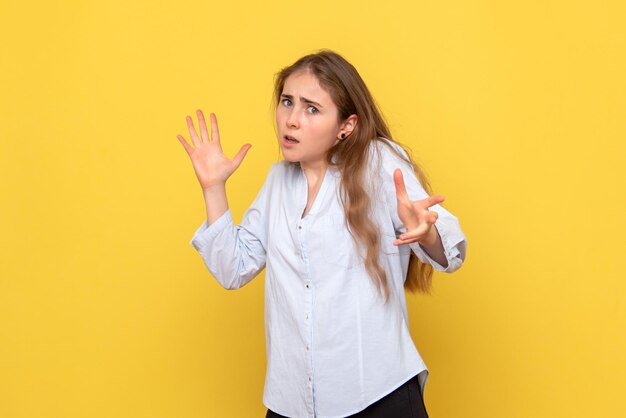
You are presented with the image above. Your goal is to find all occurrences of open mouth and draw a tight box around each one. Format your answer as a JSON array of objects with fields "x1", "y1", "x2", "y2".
[{"x1": 284, "y1": 135, "x2": 300, "y2": 144}]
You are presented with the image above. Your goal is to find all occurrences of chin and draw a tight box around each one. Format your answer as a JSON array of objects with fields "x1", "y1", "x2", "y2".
[
  {"x1": 279, "y1": 151, "x2": 299, "y2": 163},
  {"x1": 284, "y1": 157, "x2": 301, "y2": 165}
]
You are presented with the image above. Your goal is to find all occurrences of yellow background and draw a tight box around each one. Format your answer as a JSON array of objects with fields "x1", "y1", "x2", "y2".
[{"x1": 1, "y1": 1, "x2": 624, "y2": 417}]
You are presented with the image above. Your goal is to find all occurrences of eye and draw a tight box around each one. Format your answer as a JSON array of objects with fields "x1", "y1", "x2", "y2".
[{"x1": 280, "y1": 98, "x2": 318, "y2": 114}]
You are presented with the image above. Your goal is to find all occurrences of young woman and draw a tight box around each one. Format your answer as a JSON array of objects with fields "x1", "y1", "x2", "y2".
[{"x1": 177, "y1": 50, "x2": 467, "y2": 418}]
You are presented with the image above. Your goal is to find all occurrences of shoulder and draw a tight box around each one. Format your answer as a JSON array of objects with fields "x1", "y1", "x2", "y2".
[
  {"x1": 264, "y1": 160, "x2": 288, "y2": 176},
  {"x1": 367, "y1": 137, "x2": 412, "y2": 173},
  {"x1": 268, "y1": 159, "x2": 298, "y2": 175},
  {"x1": 264, "y1": 159, "x2": 301, "y2": 184}
]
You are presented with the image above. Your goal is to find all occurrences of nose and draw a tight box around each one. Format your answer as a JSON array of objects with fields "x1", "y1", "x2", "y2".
[{"x1": 286, "y1": 108, "x2": 299, "y2": 129}]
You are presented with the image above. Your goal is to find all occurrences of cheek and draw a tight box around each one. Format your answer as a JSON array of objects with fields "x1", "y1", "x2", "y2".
[
  {"x1": 276, "y1": 107, "x2": 289, "y2": 123},
  {"x1": 306, "y1": 118, "x2": 333, "y2": 137}
]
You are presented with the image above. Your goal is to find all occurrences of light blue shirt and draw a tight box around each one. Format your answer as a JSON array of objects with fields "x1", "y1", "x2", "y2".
[{"x1": 190, "y1": 138, "x2": 468, "y2": 418}]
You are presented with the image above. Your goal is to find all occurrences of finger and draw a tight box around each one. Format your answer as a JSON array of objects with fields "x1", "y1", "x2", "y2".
[
  {"x1": 423, "y1": 194, "x2": 445, "y2": 208},
  {"x1": 397, "y1": 223, "x2": 430, "y2": 242},
  {"x1": 393, "y1": 237, "x2": 422, "y2": 246},
  {"x1": 393, "y1": 168, "x2": 409, "y2": 201},
  {"x1": 232, "y1": 144, "x2": 252, "y2": 169},
  {"x1": 186, "y1": 115, "x2": 201, "y2": 146},
  {"x1": 210, "y1": 112, "x2": 221, "y2": 144},
  {"x1": 393, "y1": 232, "x2": 425, "y2": 246},
  {"x1": 176, "y1": 134, "x2": 194, "y2": 156},
  {"x1": 196, "y1": 109, "x2": 209, "y2": 142}
]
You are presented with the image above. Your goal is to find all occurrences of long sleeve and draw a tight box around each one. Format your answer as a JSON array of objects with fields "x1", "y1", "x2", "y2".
[
  {"x1": 377, "y1": 140, "x2": 468, "y2": 273},
  {"x1": 189, "y1": 164, "x2": 275, "y2": 289}
]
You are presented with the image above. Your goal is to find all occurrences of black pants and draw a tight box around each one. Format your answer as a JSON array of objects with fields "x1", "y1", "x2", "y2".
[{"x1": 265, "y1": 374, "x2": 429, "y2": 417}]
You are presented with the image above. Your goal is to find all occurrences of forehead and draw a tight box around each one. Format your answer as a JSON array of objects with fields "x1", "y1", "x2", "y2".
[{"x1": 282, "y1": 70, "x2": 333, "y2": 104}]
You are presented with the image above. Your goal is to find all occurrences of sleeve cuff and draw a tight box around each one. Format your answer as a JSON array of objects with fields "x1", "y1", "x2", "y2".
[
  {"x1": 189, "y1": 210, "x2": 234, "y2": 251},
  {"x1": 408, "y1": 217, "x2": 467, "y2": 273}
]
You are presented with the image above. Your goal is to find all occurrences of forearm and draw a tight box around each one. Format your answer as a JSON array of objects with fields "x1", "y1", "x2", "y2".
[
  {"x1": 418, "y1": 225, "x2": 448, "y2": 268},
  {"x1": 190, "y1": 210, "x2": 266, "y2": 290},
  {"x1": 192, "y1": 181, "x2": 268, "y2": 290},
  {"x1": 203, "y1": 183, "x2": 229, "y2": 225}
]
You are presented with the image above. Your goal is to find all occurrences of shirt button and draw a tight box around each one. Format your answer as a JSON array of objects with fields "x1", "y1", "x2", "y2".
[
  {"x1": 306, "y1": 284, "x2": 309, "y2": 288},
  {"x1": 306, "y1": 345, "x2": 309, "y2": 351},
  {"x1": 298, "y1": 225, "x2": 302, "y2": 229},
  {"x1": 308, "y1": 377, "x2": 312, "y2": 382}
]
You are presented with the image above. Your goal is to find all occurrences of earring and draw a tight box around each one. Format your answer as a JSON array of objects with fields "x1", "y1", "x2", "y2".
[{"x1": 340, "y1": 133, "x2": 346, "y2": 140}]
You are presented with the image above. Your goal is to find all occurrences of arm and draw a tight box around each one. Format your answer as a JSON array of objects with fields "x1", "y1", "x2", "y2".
[
  {"x1": 379, "y1": 141, "x2": 468, "y2": 273},
  {"x1": 202, "y1": 182, "x2": 228, "y2": 225},
  {"x1": 176, "y1": 109, "x2": 266, "y2": 289},
  {"x1": 190, "y1": 166, "x2": 273, "y2": 290},
  {"x1": 409, "y1": 208, "x2": 467, "y2": 273},
  {"x1": 416, "y1": 221, "x2": 448, "y2": 268}
]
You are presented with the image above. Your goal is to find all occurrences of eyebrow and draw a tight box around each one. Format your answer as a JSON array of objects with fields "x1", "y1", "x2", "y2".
[{"x1": 280, "y1": 94, "x2": 324, "y2": 108}]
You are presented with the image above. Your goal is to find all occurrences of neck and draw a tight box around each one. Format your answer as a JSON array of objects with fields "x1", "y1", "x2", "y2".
[
  {"x1": 300, "y1": 159, "x2": 327, "y2": 177},
  {"x1": 299, "y1": 158, "x2": 328, "y2": 184}
]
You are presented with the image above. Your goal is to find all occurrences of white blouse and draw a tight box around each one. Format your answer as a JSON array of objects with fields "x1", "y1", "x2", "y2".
[{"x1": 190, "y1": 138, "x2": 468, "y2": 418}]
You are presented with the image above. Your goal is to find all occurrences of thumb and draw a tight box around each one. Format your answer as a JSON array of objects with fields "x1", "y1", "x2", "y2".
[{"x1": 232, "y1": 143, "x2": 252, "y2": 169}]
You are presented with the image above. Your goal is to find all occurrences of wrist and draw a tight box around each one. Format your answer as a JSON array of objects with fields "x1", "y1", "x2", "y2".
[
  {"x1": 202, "y1": 182, "x2": 226, "y2": 192},
  {"x1": 419, "y1": 224, "x2": 440, "y2": 248}
]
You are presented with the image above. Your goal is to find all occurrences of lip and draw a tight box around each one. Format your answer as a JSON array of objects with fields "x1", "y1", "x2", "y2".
[{"x1": 282, "y1": 135, "x2": 300, "y2": 147}]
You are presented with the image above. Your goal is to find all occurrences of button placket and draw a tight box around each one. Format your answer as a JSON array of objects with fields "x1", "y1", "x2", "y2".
[{"x1": 297, "y1": 219, "x2": 316, "y2": 414}]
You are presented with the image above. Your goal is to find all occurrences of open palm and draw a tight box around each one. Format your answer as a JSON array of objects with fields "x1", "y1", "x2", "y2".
[
  {"x1": 177, "y1": 109, "x2": 251, "y2": 189},
  {"x1": 392, "y1": 168, "x2": 445, "y2": 246}
]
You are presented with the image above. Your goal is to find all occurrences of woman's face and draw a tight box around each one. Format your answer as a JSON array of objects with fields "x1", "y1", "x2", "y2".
[{"x1": 276, "y1": 70, "x2": 346, "y2": 168}]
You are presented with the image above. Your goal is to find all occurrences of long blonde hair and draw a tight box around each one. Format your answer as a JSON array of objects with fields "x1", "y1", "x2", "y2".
[{"x1": 273, "y1": 49, "x2": 436, "y2": 302}]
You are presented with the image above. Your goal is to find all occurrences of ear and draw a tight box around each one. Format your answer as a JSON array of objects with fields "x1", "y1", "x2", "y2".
[{"x1": 338, "y1": 114, "x2": 358, "y2": 139}]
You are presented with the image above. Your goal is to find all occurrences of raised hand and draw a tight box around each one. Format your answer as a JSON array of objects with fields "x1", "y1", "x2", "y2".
[
  {"x1": 392, "y1": 168, "x2": 445, "y2": 246},
  {"x1": 177, "y1": 109, "x2": 252, "y2": 190}
]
